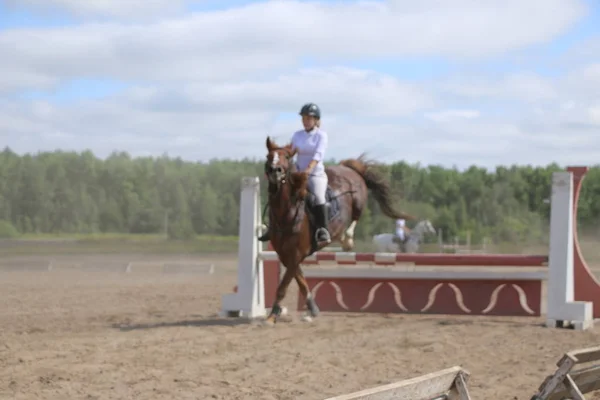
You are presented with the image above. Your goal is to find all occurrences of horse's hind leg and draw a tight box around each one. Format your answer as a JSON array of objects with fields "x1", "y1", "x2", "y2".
[
  {"x1": 341, "y1": 187, "x2": 366, "y2": 251},
  {"x1": 265, "y1": 266, "x2": 295, "y2": 326},
  {"x1": 341, "y1": 220, "x2": 358, "y2": 251},
  {"x1": 295, "y1": 267, "x2": 319, "y2": 321}
]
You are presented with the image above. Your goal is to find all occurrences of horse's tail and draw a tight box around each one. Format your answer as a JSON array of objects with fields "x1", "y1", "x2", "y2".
[{"x1": 339, "y1": 155, "x2": 416, "y2": 221}]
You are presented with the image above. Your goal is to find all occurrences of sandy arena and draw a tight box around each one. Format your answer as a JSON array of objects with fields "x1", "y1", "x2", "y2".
[{"x1": 1, "y1": 253, "x2": 600, "y2": 400}]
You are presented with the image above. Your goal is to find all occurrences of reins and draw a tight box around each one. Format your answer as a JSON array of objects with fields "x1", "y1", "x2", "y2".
[{"x1": 263, "y1": 162, "x2": 304, "y2": 238}]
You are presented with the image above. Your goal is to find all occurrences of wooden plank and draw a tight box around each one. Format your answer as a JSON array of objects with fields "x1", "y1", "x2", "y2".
[
  {"x1": 323, "y1": 366, "x2": 469, "y2": 400},
  {"x1": 567, "y1": 346, "x2": 600, "y2": 364},
  {"x1": 533, "y1": 355, "x2": 577, "y2": 399},
  {"x1": 547, "y1": 365, "x2": 600, "y2": 400},
  {"x1": 453, "y1": 372, "x2": 472, "y2": 400},
  {"x1": 564, "y1": 374, "x2": 585, "y2": 400},
  {"x1": 532, "y1": 354, "x2": 577, "y2": 399}
]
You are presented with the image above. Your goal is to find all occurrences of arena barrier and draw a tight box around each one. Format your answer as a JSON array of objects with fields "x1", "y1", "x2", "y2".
[{"x1": 221, "y1": 166, "x2": 599, "y2": 330}]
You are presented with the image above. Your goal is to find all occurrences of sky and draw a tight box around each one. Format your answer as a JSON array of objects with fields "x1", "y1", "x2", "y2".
[{"x1": 1, "y1": 0, "x2": 600, "y2": 170}]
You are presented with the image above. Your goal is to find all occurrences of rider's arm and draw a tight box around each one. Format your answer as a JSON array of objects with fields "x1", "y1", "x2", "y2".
[{"x1": 305, "y1": 131, "x2": 328, "y2": 174}]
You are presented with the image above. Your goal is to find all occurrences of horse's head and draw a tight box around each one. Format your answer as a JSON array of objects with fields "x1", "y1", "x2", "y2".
[
  {"x1": 414, "y1": 219, "x2": 436, "y2": 236},
  {"x1": 422, "y1": 220, "x2": 436, "y2": 235},
  {"x1": 265, "y1": 137, "x2": 308, "y2": 198},
  {"x1": 265, "y1": 137, "x2": 295, "y2": 184}
]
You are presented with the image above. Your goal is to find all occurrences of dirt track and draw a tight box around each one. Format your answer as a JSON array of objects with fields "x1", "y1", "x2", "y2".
[{"x1": 1, "y1": 253, "x2": 600, "y2": 400}]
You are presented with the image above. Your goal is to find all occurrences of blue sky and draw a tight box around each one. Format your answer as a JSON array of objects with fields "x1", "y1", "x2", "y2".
[{"x1": 1, "y1": 0, "x2": 600, "y2": 169}]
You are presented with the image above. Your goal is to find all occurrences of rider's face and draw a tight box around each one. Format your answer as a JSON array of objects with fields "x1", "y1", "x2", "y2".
[{"x1": 302, "y1": 115, "x2": 317, "y2": 131}]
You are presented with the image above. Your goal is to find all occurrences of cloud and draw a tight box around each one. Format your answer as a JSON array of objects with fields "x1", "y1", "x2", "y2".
[
  {"x1": 588, "y1": 105, "x2": 600, "y2": 125},
  {"x1": 2, "y1": 64, "x2": 599, "y2": 170},
  {"x1": 1, "y1": 0, "x2": 600, "y2": 169},
  {"x1": 0, "y1": 66, "x2": 435, "y2": 158},
  {"x1": 441, "y1": 73, "x2": 558, "y2": 103},
  {"x1": 424, "y1": 109, "x2": 480, "y2": 122},
  {"x1": 0, "y1": 67, "x2": 58, "y2": 93},
  {"x1": 0, "y1": 0, "x2": 586, "y2": 92},
  {"x1": 165, "y1": 67, "x2": 434, "y2": 117}
]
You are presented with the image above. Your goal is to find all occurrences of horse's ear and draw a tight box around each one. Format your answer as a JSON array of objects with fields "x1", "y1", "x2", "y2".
[{"x1": 266, "y1": 136, "x2": 277, "y2": 151}]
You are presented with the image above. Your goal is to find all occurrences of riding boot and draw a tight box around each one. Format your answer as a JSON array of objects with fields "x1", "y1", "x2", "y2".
[
  {"x1": 258, "y1": 227, "x2": 270, "y2": 242},
  {"x1": 315, "y1": 204, "x2": 331, "y2": 244}
]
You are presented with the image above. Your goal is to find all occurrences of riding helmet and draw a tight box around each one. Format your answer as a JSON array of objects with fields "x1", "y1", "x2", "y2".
[{"x1": 299, "y1": 103, "x2": 321, "y2": 119}]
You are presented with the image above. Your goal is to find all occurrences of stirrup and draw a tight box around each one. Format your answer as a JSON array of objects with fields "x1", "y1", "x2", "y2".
[
  {"x1": 316, "y1": 228, "x2": 331, "y2": 243},
  {"x1": 258, "y1": 229, "x2": 270, "y2": 242}
]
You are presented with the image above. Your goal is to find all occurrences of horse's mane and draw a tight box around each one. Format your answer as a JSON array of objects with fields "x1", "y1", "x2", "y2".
[{"x1": 290, "y1": 171, "x2": 308, "y2": 199}]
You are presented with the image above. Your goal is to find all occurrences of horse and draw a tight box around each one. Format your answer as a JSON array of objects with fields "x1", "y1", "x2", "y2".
[
  {"x1": 263, "y1": 137, "x2": 415, "y2": 325},
  {"x1": 372, "y1": 219, "x2": 437, "y2": 253}
]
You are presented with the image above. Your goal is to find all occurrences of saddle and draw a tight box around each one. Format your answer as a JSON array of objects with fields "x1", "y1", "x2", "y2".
[{"x1": 392, "y1": 235, "x2": 407, "y2": 246}]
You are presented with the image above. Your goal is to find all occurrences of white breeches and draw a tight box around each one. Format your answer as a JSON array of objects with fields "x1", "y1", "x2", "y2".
[{"x1": 308, "y1": 172, "x2": 328, "y2": 205}]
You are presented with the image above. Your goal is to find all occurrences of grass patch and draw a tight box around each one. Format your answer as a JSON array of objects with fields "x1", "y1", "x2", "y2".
[{"x1": 0, "y1": 234, "x2": 240, "y2": 256}]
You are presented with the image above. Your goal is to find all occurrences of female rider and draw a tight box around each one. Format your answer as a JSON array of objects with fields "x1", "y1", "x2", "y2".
[{"x1": 258, "y1": 102, "x2": 331, "y2": 245}]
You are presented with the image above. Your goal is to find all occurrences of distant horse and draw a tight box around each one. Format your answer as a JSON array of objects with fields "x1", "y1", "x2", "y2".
[
  {"x1": 372, "y1": 220, "x2": 436, "y2": 253},
  {"x1": 263, "y1": 137, "x2": 415, "y2": 325}
]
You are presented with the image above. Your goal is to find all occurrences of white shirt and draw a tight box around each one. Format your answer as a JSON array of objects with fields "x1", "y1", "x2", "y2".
[
  {"x1": 290, "y1": 128, "x2": 328, "y2": 175},
  {"x1": 396, "y1": 219, "x2": 405, "y2": 237}
]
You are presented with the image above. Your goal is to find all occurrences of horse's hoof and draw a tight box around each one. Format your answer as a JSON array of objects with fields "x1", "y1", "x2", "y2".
[
  {"x1": 263, "y1": 317, "x2": 276, "y2": 326},
  {"x1": 301, "y1": 314, "x2": 313, "y2": 323},
  {"x1": 342, "y1": 238, "x2": 354, "y2": 250},
  {"x1": 306, "y1": 298, "x2": 320, "y2": 318}
]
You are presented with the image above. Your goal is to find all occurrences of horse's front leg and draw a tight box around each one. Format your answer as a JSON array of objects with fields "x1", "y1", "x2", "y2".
[
  {"x1": 264, "y1": 265, "x2": 296, "y2": 325},
  {"x1": 295, "y1": 266, "x2": 319, "y2": 322}
]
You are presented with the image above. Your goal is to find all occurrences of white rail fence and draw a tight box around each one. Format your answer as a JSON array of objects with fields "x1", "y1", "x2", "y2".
[{"x1": 0, "y1": 260, "x2": 215, "y2": 275}]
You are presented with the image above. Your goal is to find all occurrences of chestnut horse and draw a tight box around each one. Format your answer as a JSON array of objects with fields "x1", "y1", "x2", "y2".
[{"x1": 263, "y1": 137, "x2": 415, "y2": 325}]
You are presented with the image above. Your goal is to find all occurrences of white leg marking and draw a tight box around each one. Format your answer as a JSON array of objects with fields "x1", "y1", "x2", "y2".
[
  {"x1": 344, "y1": 220, "x2": 357, "y2": 238},
  {"x1": 342, "y1": 221, "x2": 358, "y2": 250}
]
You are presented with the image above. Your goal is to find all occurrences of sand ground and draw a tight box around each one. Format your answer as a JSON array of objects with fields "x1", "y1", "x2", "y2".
[{"x1": 1, "y1": 253, "x2": 600, "y2": 400}]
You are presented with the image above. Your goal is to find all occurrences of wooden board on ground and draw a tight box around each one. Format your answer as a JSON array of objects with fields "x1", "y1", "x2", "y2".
[
  {"x1": 323, "y1": 365, "x2": 471, "y2": 400},
  {"x1": 531, "y1": 345, "x2": 600, "y2": 400}
]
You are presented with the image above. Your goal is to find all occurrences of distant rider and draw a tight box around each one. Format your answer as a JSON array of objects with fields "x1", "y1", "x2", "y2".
[{"x1": 393, "y1": 218, "x2": 407, "y2": 245}]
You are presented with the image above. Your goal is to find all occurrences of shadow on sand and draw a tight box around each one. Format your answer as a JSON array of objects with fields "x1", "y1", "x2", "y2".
[{"x1": 111, "y1": 316, "x2": 259, "y2": 332}]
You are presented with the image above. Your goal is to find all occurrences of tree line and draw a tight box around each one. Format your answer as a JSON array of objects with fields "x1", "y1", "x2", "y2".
[{"x1": 0, "y1": 147, "x2": 598, "y2": 244}]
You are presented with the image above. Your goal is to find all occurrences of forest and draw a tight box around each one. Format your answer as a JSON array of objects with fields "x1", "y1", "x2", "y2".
[{"x1": 0, "y1": 147, "x2": 599, "y2": 246}]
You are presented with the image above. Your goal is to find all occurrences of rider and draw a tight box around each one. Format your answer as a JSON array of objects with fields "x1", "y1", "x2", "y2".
[
  {"x1": 394, "y1": 218, "x2": 407, "y2": 245},
  {"x1": 258, "y1": 102, "x2": 331, "y2": 245}
]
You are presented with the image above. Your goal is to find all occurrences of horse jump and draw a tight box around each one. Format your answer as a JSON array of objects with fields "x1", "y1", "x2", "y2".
[{"x1": 221, "y1": 166, "x2": 598, "y2": 330}]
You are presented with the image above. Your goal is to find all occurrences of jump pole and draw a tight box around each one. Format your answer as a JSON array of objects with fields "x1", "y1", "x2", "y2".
[
  {"x1": 220, "y1": 177, "x2": 267, "y2": 318},
  {"x1": 221, "y1": 168, "x2": 597, "y2": 329}
]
